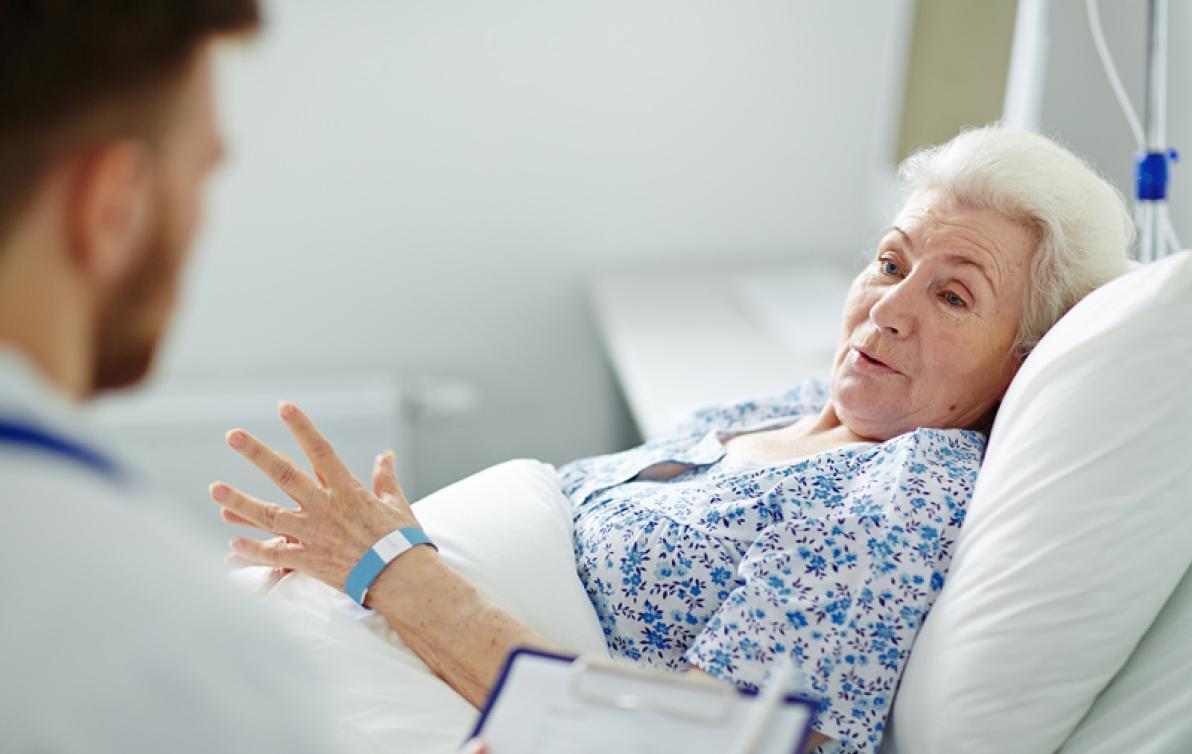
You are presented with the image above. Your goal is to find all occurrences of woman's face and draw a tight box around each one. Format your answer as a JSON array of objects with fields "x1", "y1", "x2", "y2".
[{"x1": 830, "y1": 190, "x2": 1037, "y2": 440}]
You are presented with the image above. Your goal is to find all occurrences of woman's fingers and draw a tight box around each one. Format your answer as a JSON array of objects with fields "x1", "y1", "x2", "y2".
[
  {"x1": 222, "y1": 554, "x2": 290, "y2": 597},
  {"x1": 224, "y1": 543, "x2": 292, "y2": 579},
  {"x1": 226, "y1": 428, "x2": 322, "y2": 505},
  {"x1": 224, "y1": 551, "x2": 254, "y2": 568},
  {"x1": 216, "y1": 407, "x2": 421, "y2": 592},
  {"x1": 228, "y1": 535, "x2": 305, "y2": 570},
  {"x1": 224, "y1": 551, "x2": 286, "y2": 572},
  {"x1": 220, "y1": 508, "x2": 256, "y2": 528},
  {"x1": 210, "y1": 482, "x2": 307, "y2": 538},
  {"x1": 372, "y1": 450, "x2": 402, "y2": 499},
  {"x1": 278, "y1": 402, "x2": 352, "y2": 488}
]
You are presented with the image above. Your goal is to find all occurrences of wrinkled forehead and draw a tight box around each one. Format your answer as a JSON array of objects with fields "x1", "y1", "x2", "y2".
[
  {"x1": 894, "y1": 190, "x2": 983, "y2": 233},
  {"x1": 889, "y1": 189, "x2": 1037, "y2": 266}
]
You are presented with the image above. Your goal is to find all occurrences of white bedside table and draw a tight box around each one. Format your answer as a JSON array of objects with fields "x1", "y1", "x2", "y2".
[{"x1": 590, "y1": 262, "x2": 857, "y2": 438}]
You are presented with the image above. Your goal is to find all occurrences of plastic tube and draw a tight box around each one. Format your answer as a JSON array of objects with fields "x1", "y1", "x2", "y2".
[
  {"x1": 1086, "y1": 0, "x2": 1145, "y2": 150},
  {"x1": 1162, "y1": 209, "x2": 1183, "y2": 255}
]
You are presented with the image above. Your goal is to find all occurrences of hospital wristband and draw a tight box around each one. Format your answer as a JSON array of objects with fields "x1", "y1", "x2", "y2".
[{"x1": 344, "y1": 526, "x2": 438, "y2": 606}]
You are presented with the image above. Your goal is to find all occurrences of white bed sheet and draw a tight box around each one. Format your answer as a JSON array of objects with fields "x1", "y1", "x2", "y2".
[{"x1": 234, "y1": 459, "x2": 609, "y2": 754}]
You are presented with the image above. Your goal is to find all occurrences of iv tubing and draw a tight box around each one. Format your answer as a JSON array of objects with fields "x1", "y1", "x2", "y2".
[{"x1": 1087, "y1": 0, "x2": 1145, "y2": 150}]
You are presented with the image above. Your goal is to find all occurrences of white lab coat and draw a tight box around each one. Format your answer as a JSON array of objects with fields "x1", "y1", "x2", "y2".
[{"x1": 0, "y1": 347, "x2": 335, "y2": 753}]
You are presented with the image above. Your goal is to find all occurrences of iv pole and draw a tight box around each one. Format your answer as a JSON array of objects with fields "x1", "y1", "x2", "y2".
[
  {"x1": 1134, "y1": 0, "x2": 1179, "y2": 261},
  {"x1": 1086, "y1": 0, "x2": 1181, "y2": 261},
  {"x1": 998, "y1": 0, "x2": 1179, "y2": 260}
]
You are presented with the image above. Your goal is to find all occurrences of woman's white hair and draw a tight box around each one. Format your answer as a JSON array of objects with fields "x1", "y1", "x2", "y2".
[{"x1": 897, "y1": 124, "x2": 1134, "y2": 358}]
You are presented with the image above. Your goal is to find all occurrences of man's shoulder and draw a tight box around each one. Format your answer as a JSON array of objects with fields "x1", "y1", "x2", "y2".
[
  {"x1": 4, "y1": 453, "x2": 198, "y2": 568},
  {"x1": 0, "y1": 456, "x2": 335, "y2": 753},
  {"x1": 3, "y1": 456, "x2": 269, "y2": 632}
]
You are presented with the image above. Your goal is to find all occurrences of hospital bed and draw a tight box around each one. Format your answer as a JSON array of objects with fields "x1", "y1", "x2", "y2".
[
  {"x1": 227, "y1": 245, "x2": 1190, "y2": 754},
  {"x1": 878, "y1": 250, "x2": 1192, "y2": 753},
  {"x1": 886, "y1": 3, "x2": 1192, "y2": 748},
  {"x1": 586, "y1": 1, "x2": 1192, "y2": 746},
  {"x1": 588, "y1": 249, "x2": 1192, "y2": 754}
]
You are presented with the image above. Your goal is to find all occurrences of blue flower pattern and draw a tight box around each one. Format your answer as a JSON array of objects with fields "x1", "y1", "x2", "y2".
[{"x1": 559, "y1": 380, "x2": 984, "y2": 754}]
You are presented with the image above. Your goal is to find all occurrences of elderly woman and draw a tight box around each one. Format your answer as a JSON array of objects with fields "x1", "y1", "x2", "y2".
[{"x1": 211, "y1": 126, "x2": 1132, "y2": 754}]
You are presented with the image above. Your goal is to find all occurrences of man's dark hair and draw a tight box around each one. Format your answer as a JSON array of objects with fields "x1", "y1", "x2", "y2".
[{"x1": 0, "y1": 1, "x2": 261, "y2": 240}]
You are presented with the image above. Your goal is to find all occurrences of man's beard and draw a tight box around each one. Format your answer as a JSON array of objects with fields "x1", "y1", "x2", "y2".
[{"x1": 90, "y1": 202, "x2": 187, "y2": 394}]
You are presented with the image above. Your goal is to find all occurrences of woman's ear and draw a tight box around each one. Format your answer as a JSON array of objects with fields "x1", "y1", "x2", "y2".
[{"x1": 65, "y1": 139, "x2": 153, "y2": 290}]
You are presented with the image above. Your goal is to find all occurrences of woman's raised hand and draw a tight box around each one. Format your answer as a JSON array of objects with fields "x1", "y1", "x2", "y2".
[{"x1": 210, "y1": 401, "x2": 421, "y2": 593}]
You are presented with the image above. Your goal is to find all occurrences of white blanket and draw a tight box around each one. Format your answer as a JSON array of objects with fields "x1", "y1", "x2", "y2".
[{"x1": 234, "y1": 459, "x2": 609, "y2": 754}]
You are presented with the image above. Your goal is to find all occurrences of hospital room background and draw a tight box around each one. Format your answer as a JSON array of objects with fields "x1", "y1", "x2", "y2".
[{"x1": 85, "y1": 0, "x2": 1192, "y2": 553}]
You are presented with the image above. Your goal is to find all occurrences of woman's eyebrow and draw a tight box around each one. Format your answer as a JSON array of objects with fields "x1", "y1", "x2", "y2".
[
  {"x1": 886, "y1": 225, "x2": 998, "y2": 292},
  {"x1": 944, "y1": 254, "x2": 997, "y2": 292},
  {"x1": 886, "y1": 226, "x2": 913, "y2": 246}
]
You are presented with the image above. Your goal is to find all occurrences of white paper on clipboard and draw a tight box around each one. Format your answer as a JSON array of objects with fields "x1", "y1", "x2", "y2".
[{"x1": 470, "y1": 649, "x2": 816, "y2": 754}]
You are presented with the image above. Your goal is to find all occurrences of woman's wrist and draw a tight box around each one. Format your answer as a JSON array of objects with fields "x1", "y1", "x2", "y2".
[
  {"x1": 362, "y1": 543, "x2": 457, "y2": 629},
  {"x1": 363, "y1": 545, "x2": 538, "y2": 708}
]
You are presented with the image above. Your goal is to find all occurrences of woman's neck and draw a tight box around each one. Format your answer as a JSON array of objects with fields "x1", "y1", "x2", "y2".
[
  {"x1": 799, "y1": 401, "x2": 874, "y2": 444},
  {"x1": 721, "y1": 403, "x2": 874, "y2": 465}
]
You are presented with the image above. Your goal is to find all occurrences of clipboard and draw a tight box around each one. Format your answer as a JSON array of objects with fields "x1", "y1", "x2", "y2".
[{"x1": 469, "y1": 648, "x2": 818, "y2": 754}]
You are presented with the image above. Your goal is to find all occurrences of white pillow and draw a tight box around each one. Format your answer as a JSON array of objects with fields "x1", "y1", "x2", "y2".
[
  {"x1": 411, "y1": 459, "x2": 608, "y2": 654},
  {"x1": 1058, "y1": 563, "x2": 1192, "y2": 754},
  {"x1": 886, "y1": 251, "x2": 1192, "y2": 753},
  {"x1": 241, "y1": 459, "x2": 608, "y2": 754}
]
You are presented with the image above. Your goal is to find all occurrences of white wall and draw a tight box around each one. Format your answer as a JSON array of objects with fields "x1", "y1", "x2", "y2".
[{"x1": 152, "y1": 0, "x2": 913, "y2": 496}]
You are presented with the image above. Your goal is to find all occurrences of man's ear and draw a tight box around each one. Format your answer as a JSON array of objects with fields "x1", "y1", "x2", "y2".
[{"x1": 65, "y1": 139, "x2": 153, "y2": 289}]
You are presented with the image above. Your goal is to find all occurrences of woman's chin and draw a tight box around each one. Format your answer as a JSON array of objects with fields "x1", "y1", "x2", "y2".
[{"x1": 832, "y1": 398, "x2": 913, "y2": 442}]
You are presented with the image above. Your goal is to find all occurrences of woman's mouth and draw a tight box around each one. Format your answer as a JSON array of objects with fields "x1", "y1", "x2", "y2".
[{"x1": 852, "y1": 346, "x2": 900, "y2": 375}]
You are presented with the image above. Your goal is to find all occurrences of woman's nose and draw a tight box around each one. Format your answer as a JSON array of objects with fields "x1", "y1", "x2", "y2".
[{"x1": 869, "y1": 282, "x2": 915, "y2": 338}]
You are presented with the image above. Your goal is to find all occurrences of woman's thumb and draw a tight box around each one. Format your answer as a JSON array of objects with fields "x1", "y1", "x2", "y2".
[{"x1": 372, "y1": 449, "x2": 402, "y2": 499}]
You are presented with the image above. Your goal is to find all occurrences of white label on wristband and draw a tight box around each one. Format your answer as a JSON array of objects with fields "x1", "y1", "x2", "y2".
[{"x1": 372, "y1": 530, "x2": 413, "y2": 563}]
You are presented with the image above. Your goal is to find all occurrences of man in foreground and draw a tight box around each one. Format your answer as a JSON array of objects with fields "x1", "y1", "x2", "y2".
[{"x1": 0, "y1": 3, "x2": 334, "y2": 751}]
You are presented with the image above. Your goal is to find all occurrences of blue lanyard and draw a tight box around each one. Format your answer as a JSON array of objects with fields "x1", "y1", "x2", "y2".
[{"x1": 0, "y1": 418, "x2": 122, "y2": 483}]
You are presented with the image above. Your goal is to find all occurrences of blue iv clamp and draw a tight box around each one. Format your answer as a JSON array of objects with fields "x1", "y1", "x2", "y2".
[{"x1": 1136, "y1": 148, "x2": 1179, "y2": 200}]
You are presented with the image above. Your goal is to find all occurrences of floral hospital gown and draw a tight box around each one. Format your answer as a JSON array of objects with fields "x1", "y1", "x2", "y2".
[{"x1": 558, "y1": 379, "x2": 985, "y2": 754}]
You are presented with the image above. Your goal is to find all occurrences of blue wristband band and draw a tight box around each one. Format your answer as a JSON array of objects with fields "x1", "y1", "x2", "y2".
[{"x1": 344, "y1": 526, "x2": 437, "y2": 605}]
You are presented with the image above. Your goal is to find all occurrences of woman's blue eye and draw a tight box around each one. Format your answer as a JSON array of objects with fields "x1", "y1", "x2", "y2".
[
  {"x1": 943, "y1": 291, "x2": 966, "y2": 307},
  {"x1": 880, "y1": 259, "x2": 901, "y2": 276}
]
